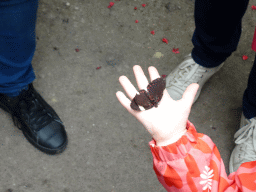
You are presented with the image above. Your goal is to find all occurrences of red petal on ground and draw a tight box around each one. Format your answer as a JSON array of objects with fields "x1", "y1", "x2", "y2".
[
  {"x1": 242, "y1": 55, "x2": 248, "y2": 60},
  {"x1": 75, "y1": 49, "x2": 80, "y2": 52},
  {"x1": 96, "y1": 67, "x2": 101, "y2": 70},
  {"x1": 135, "y1": 20, "x2": 139, "y2": 23},
  {"x1": 172, "y1": 48, "x2": 180, "y2": 54},
  {"x1": 142, "y1": 4, "x2": 146, "y2": 7},
  {"x1": 109, "y1": 2, "x2": 114, "y2": 6},
  {"x1": 134, "y1": 7, "x2": 137, "y2": 10},
  {"x1": 151, "y1": 30, "x2": 155, "y2": 35},
  {"x1": 162, "y1": 38, "x2": 168, "y2": 44},
  {"x1": 162, "y1": 75, "x2": 166, "y2": 78}
]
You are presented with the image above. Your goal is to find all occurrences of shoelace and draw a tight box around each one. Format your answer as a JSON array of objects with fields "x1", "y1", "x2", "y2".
[
  {"x1": 11, "y1": 89, "x2": 53, "y2": 132},
  {"x1": 167, "y1": 60, "x2": 207, "y2": 94},
  {"x1": 234, "y1": 119, "x2": 256, "y2": 162}
]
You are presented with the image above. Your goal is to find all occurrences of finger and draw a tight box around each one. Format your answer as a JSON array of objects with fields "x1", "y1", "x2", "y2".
[
  {"x1": 148, "y1": 66, "x2": 162, "y2": 82},
  {"x1": 148, "y1": 66, "x2": 171, "y2": 100},
  {"x1": 119, "y1": 65, "x2": 149, "y2": 98},
  {"x1": 119, "y1": 65, "x2": 162, "y2": 111},
  {"x1": 116, "y1": 91, "x2": 138, "y2": 114},
  {"x1": 118, "y1": 65, "x2": 164, "y2": 111},
  {"x1": 116, "y1": 91, "x2": 131, "y2": 111},
  {"x1": 182, "y1": 83, "x2": 200, "y2": 105},
  {"x1": 133, "y1": 65, "x2": 150, "y2": 91},
  {"x1": 118, "y1": 75, "x2": 140, "y2": 100}
]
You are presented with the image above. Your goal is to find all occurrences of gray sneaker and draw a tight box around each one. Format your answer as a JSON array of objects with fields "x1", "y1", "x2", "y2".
[{"x1": 165, "y1": 53, "x2": 225, "y2": 105}]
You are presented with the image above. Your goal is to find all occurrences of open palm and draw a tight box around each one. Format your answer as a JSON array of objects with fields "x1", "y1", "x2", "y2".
[{"x1": 116, "y1": 65, "x2": 199, "y2": 146}]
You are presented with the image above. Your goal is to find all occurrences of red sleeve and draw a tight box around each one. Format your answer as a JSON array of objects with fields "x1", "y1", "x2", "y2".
[{"x1": 148, "y1": 120, "x2": 256, "y2": 191}]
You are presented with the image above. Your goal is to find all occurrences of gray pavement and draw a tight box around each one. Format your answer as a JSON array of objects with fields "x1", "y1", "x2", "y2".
[{"x1": 0, "y1": 0, "x2": 255, "y2": 191}]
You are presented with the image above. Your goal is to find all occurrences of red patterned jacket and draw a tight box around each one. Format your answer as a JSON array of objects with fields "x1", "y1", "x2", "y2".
[{"x1": 149, "y1": 120, "x2": 256, "y2": 191}]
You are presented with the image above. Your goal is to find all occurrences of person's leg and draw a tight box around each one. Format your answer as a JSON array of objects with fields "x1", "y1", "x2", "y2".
[
  {"x1": 191, "y1": 0, "x2": 250, "y2": 68},
  {"x1": 242, "y1": 54, "x2": 256, "y2": 119},
  {"x1": 0, "y1": 0, "x2": 39, "y2": 96}
]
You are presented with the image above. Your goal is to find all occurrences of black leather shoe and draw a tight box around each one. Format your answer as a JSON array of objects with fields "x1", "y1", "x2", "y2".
[{"x1": 0, "y1": 83, "x2": 68, "y2": 155}]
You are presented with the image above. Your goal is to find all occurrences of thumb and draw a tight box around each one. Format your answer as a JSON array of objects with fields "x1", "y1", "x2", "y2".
[{"x1": 182, "y1": 83, "x2": 200, "y2": 105}]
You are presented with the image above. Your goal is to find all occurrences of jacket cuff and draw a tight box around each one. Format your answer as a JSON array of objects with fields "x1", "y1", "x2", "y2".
[{"x1": 148, "y1": 120, "x2": 199, "y2": 162}]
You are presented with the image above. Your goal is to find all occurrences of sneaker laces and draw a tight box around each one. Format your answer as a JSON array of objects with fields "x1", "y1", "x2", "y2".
[
  {"x1": 11, "y1": 88, "x2": 53, "y2": 132},
  {"x1": 233, "y1": 119, "x2": 256, "y2": 162},
  {"x1": 167, "y1": 59, "x2": 207, "y2": 95}
]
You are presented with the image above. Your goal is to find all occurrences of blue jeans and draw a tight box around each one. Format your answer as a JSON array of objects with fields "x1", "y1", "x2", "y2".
[{"x1": 0, "y1": 0, "x2": 255, "y2": 119}]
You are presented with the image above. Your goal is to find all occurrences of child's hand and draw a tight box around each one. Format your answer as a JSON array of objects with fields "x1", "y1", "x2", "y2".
[{"x1": 116, "y1": 65, "x2": 199, "y2": 146}]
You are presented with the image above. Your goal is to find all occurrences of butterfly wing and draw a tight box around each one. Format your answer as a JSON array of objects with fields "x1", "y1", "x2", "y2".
[
  {"x1": 130, "y1": 78, "x2": 166, "y2": 111},
  {"x1": 135, "y1": 90, "x2": 154, "y2": 110},
  {"x1": 131, "y1": 97, "x2": 141, "y2": 111},
  {"x1": 146, "y1": 77, "x2": 166, "y2": 107},
  {"x1": 130, "y1": 90, "x2": 154, "y2": 111}
]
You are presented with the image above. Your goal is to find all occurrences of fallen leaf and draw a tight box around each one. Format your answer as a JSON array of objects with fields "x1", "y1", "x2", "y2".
[
  {"x1": 151, "y1": 30, "x2": 155, "y2": 35},
  {"x1": 162, "y1": 38, "x2": 168, "y2": 44},
  {"x1": 242, "y1": 55, "x2": 248, "y2": 60},
  {"x1": 135, "y1": 20, "x2": 139, "y2": 23},
  {"x1": 153, "y1": 52, "x2": 164, "y2": 58}
]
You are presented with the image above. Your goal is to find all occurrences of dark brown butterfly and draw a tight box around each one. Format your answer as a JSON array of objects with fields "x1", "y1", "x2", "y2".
[{"x1": 130, "y1": 77, "x2": 166, "y2": 111}]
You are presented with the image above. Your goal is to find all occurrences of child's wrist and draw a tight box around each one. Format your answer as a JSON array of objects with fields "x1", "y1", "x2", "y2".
[{"x1": 156, "y1": 129, "x2": 187, "y2": 146}]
